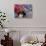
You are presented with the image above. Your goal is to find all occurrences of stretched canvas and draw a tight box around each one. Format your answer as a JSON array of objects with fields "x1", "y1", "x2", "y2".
[{"x1": 14, "y1": 4, "x2": 32, "y2": 18}]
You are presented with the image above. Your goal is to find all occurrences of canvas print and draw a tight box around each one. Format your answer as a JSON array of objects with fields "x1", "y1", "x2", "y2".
[{"x1": 14, "y1": 4, "x2": 32, "y2": 18}]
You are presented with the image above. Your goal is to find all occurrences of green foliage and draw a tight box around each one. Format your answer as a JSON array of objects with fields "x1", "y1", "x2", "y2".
[{"x1": 0, "y1": 11, "x2": 6, "y2": 28}]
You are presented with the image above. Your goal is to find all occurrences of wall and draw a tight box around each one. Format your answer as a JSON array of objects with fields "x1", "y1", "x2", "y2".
[
  {"x1": 0, "y1": 1, "x2": 46, "y2": 46},
  {"x1": 0, "y1": 0, "x2": 46, "y2": 27},
  {"x1": 0, "y1": 0, "x2": 46, "y2": 46}
]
